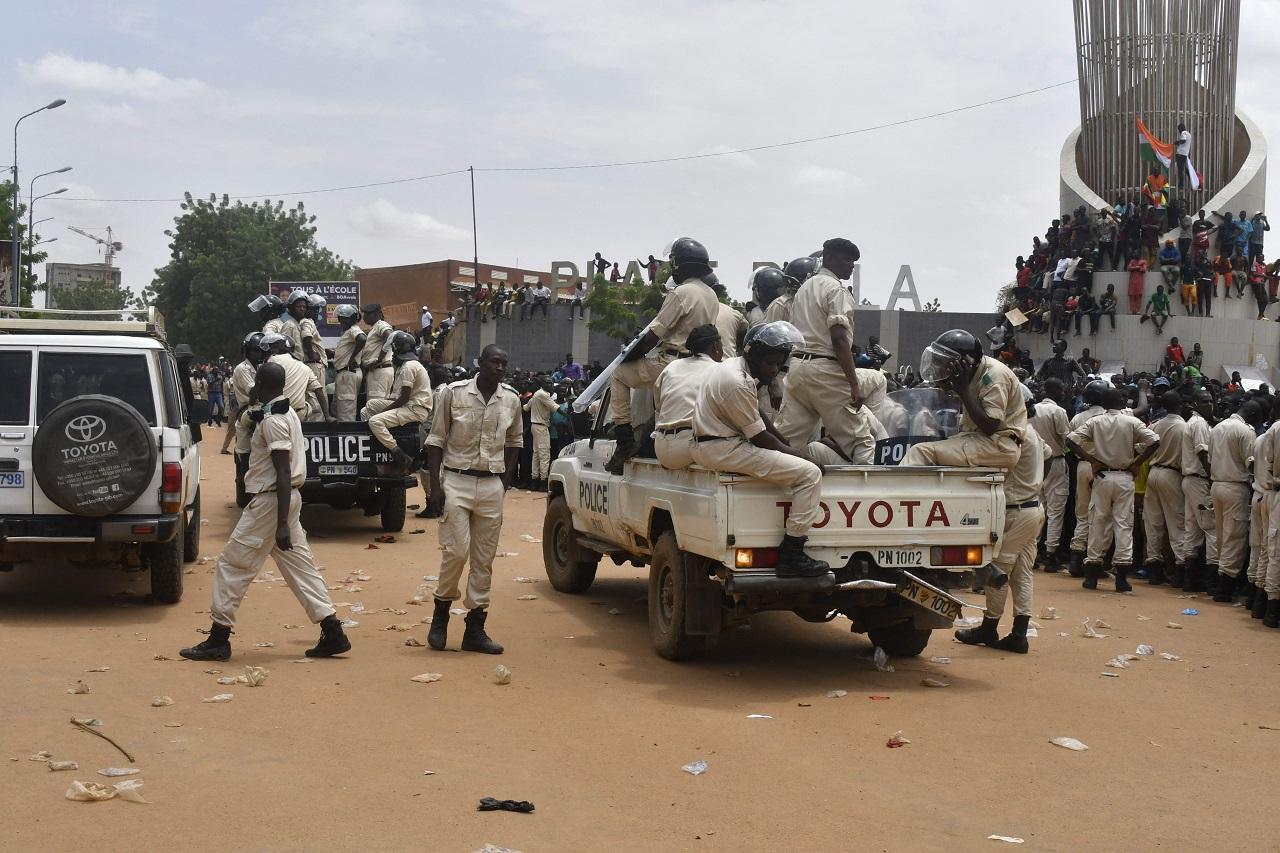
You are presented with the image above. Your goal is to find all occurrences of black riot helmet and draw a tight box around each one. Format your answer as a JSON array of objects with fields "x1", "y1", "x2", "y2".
[
  {"x1": 666, "y1": 237, "x2": 713, "y2": 281},
  {"x1": 749, "y1": 267, "x2": 788, "y2": 307},
  {"x1": 248, "y1": 293, "x2": 283, "y2": 320},
  {"x1": 919, "y1": 329, "x2": 983, "y2": 384},
  {"x1": 1083, "y1": 379, "x2": 1109, "y2": 405},
  {"x1": 384, "y1": 330, "x2": 419, "y2": 364},
  {"x1": 242, "y1": 332, "x2": 266, "y2": 364},
  {"x1": 782, "y1": 256, "x2": 819, "y2": 290}
]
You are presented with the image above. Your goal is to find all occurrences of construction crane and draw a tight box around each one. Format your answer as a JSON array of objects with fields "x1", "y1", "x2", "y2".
[{"x1": 66, "y1": 226, "x2": 122, "y2": 269}]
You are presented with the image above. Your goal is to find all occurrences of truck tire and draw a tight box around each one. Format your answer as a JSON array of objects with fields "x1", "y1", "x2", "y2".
[
  {"x1": 543, "y1": 496, "x2": 599, "y2": 593},
  {"x1": 146, "y1": 514, "x2": 184, "y2": 604},
  {"x1": 648, "y1": 531, "x2": 709, "y2": 661},
  {"x1": 380, "y1": 486, "x2": 406, "y2": 532},
  {"x1": 868, "y1": 621, "x2": 932, "y2": 658},
  {"x1": 183, "y1": 488, "x2": 201, "y2": 563},
  {"x1": 32, "y1": 395, "x2": 157, "y2": 517}
]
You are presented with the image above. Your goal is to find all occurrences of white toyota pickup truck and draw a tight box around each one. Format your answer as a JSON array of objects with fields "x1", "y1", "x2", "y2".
[{"x1": 543, "y1": 389, "x2": 1006, "y2": 660}]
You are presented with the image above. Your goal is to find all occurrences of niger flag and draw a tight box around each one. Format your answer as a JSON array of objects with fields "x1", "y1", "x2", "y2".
[{"x1": 1137, "y1": 117, "x2": 1201, "y2": 190}]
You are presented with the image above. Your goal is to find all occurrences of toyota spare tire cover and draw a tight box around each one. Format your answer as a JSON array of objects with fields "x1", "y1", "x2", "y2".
[{"x1": 33, "y1": 395, "x2": 158, "y2": 517}]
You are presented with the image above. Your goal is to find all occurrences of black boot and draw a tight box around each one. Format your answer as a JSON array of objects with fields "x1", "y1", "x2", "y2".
[
  {"x1": 956, "y1": 616, "x2": 1000, "y2": 646},
  {"x1": 775, "y1": 535, "x2": 830, "y2": 578},
  {"x1": 1204, "y1": 564, "x2": 1222, "y2": 596},
  {"x1": 1068, "y1": 551, "x2": 1085, "y2": 578},
  {"x1": 1264, "y1": 599, "x2": 1280, "y2": 629},
  {"x1": 1148, "y1": 562, "x2": 1167, "y2": 586},
  {"x1": 1082, "y1": 561, "x2": 1102, "y2": 590},
  {"x1": 1213, "y1": 572, "x2": 1236, "y2": 603},
  {"x1": 461, "y1": 608, "x2": 504, "y2": 654},
  {"x1": 1114, "y1": 564, "x2": 1133, "y2": 593},
  {"x1": 427, "y1": 598, "x2": 451, "y2": 650},
  {"x1": 1043, "y1": 551, "x2": 1063, "y2": 574},
  {"x1": 604, "y1": 424, "x2": 636, "y2": 475},
  {"x1": 180, "y1": 622, "x2": 232, "y2": 661},
  {"x1": 1167, "y1": 563, "x2": 1185, "y2": 589},
  {"x1": 1184, "y1": 557, "x2": 1206, "y2": 592},
  {"x1": 306, "y1": 614, "x2": 352, "y2": 657},
  {"x1": 1246, "y1": 583, "x2": 1259, "y2": 611},
  {"x1": 992, "y1": 614, "x2": 1031, "y2": 653},
  {"x1": 1252, "y1": 588, "x2": 1270, "y2": 619}
]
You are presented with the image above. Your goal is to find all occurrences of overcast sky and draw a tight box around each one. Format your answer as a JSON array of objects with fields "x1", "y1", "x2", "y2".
[{"x1": 6, "y1": 0, "x2": 1279, "y2": 311}]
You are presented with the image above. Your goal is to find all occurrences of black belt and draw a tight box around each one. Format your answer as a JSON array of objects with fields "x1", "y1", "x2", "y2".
[
  {"x1": 792, "y1": 352, "x2": 835, "y2": 360},
  {"x1": 363, "y1": 362, "x2": 391, "y2": 370},
  {"x1": 444, "y1": 466, "x2": 502, "y2": 478},
  {"x1": 695, "y1": 435, "x2": 732, "y2": 443},
  {"x1": 662, "y1": 348, "x2": 682, "y2": 357},
  {"x1": 657, "y1": 426, "x2": 691, "y2": 435},
  {"x1": 1100, "y1": 467, "x2": 1133, "y2": 474},
  {"x1": 1153, "y1": 463, "x2": 1180, "y2": 470},
  {"x1": 1010, "y1": 499, "x2": 1040, "y2": 509},
  {"x1": 1216, "y1": 479, "x2": 1249, "y2": 485}
]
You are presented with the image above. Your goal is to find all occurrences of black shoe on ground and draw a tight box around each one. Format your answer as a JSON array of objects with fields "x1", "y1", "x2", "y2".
[
  {"x1": 180, "y1": 623, "x2": 232, "y2": 661},
  {"x1": 1246, "y1": 584, "x2": 1259, "y2": 611},
  {"x1": 605, "y1": 424, "x2": 636, "y2": 476},
  {"x1": 956, "y1": 616, "x2": 1000, "y2": 647},
  {"x1": 1068, "y1": 552, "x2": 1086, "y2": 578},
  {"x1": 461, "y1": 608, "x2": 504, "y2": 654},
  {"x1": 306, "y1": 614, "x2": 352, "y2": 657},
  {"x1": 427, "y1": 598, "x2": 451, "y2": 650},
  {"x1": 1148, "y1": 562, "x2": 1167, "y2": 586},
  {"x1": 1213, "y1": 572, "x2": 1236, "y2": 603},
  {"x1": 1184, "y1": 558, "x2": 1206, "y2": 592},
  {"x1": 1043, "y1": 551, "x2": 1063, "y2": 574},
  {"x1": 1264, "y1": 599, "x2": 1280, "y2": 629},
  {"x1": 1167, "y1": 563, "x2": 1185, "y2": 589},
  {"x1": 1114, "y1": 564, "x2": 1133, "y2": 593},
  {"x1": 1082, "y1": 562, "x2": 1102, "y2": 590},
  {"x1": 415, "y1": 507, "x2": 441, "y2": 519},
  {"x1": 1252, "y1": 589, "x2": 1270, "y2": 619},
  {"x1": 991, "y1": 614, "x2": 1031, "y2": 653},
  {"x1": 775, "y1": 534, "x2": 830, "y2": 578}
]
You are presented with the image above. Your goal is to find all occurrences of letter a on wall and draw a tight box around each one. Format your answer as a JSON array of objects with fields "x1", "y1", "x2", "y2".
[{"x1": 886, "y1": 265, "x2": 921, "y2": 311}]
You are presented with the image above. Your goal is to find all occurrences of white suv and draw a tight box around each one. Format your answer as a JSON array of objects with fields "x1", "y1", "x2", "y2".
[{"x1": 0, "y1": 308, "x2": 202, "y2": 602}]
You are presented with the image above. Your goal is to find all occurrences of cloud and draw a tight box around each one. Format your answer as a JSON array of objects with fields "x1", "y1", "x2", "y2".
[
  {"x1": 81, "y1": 102, "x2": 142, "y2": 127},
  {"x1": 702, "y1": 145, "x2": 758, "y2": 171},
  {"x1": 793, "y1": 165, "x2": 865, "y2": 195},
  {"x1": 17, "y1": 52, "x2": 207, "y2": 101},
  {"x1": 254, "y1": 0, "x2": 468, "y2": 58},
  {"x1": 346, "y1": 199, "x2": 470, "y2": 244}
]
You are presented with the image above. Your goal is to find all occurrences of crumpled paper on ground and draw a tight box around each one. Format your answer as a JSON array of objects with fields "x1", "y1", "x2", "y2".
[
  {"x1": 98, "y1": 768, "x2": 140, "y2": 777},
  {"x1": 202, "y1": 693, "x2": 233, "y2": 703},
  {"x1": 65, "y1": 779, "x2": 148, "y2": 803},
  {"x1": 1080, "y1": 618, "x2": 1107, "y2": 639},
  {"x1": 410, "y1": 672, "x2": 443, "y2": 683},
  {"x1": 1049, "y1": 736, "x2": 1088, "y2": 751},
  {"x1": 66, "y1": 680, "x2": 91, "y2": 695},
  {"x1": 873, "y1": 647, "x2": 894, "y2": 672},
  {"x1": 47, "y1": 760, "x2": 78, "y2": 771},
  {"x1": 493, "y1": 665, "x2": 512, "y2": 685}
]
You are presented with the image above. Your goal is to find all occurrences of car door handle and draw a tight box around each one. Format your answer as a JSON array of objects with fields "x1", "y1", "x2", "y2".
[{"x1": 1, "y1": 432, "x2": 24, "y2": 440}]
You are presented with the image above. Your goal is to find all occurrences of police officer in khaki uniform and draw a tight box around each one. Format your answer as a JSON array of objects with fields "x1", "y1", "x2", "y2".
[
  {"x1": 231, "y1": 332, "x2": 267, "y2": 500},
  {"x1": 653, "y1": 324, "x2": 722, "y2": 470},
  {"x1": 1143, "y1": 390, "x2": 1188, "y2": 585},
  {"x1": 1247, "y1": 423, "x2": 1272, "y2": 616},
  {"x1": 1066, "y1": 386, "x2": 1160, "y2": 592},
  {"x1": 764, "y1": 256, "x2": 818, "y2": 324},
  {"x1": 332, "y1": 304, "x2": 364, "y2": 421},
  {"x1": 280, "y1": 291, "x2": 309, "y2": 360},
  {"x1": 606, "y1": 238, "x2": 719, "y2": 473},
  {"x1": 180, "y1": 361, "x2": 350, "y2": 661},
  {"x1": 1067, "y1": 380, "x2": 1109, "y2": 576},
  {"x1": 1031, "y1": 378, "x2": 1071, "y2": 571},
  {"x1": 249, "y1": 294, "x2": 286, "y2": 336},
  {"x1": 691, "y1": 321, "x2": 828, "y2": 578},
  {"x1": 903, "y1": 329, "x2": 1027, "y2": 468},
  {"x1": 358, "y1": 304, "x2": 396, "y2": 405},
  {"x1": 1259, "y1": 398, "x2": 1280, "y2": 627},
  {"x1": 524, "y1": 379, "x2": 556, "y2": 491},
  {"x1": 302, "y1": 293, "x2": 329, "y2": 390},
  {"x1": 263, "y1": 334, "x2": 331, "y2": 422},
  {"x1": 1209, "y1": 398, "x2": 1264, "y2": 603},
  {"x1": 957, "y1": 388, "x2": 1048, "y2": 653},
  {"x1": 423, "y1": 344, "x2": 524, "y2": 655},
  {"x1": 1180, "y1": 389, "x2": 1216, "y2": 592},
  {"x1": 776, "y1": 239, "x2": 877, "y2": 463},
  {"x1": 360, "y1": 331, "x2": 431, "y2": 474},
  {"x1": 713, "y1": 286, "x2": 748, "y2": 358}
]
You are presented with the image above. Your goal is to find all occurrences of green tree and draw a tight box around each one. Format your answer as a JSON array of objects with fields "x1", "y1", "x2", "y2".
[
  {"x1": 53, "y1": 276, "x2": 131, "y2": 312},
  {"x1": 0, "y1": 180, "x2": 50, "y2": 306},
  {"x1": 923, "y1": 297, "x2": 942, "y2": 312},
  {"x1": 146, "y1": 193, "x2": 353, "y2": 359},
  {"x1": 582, "y1": 265, "x2": 671, "y2": 342}
]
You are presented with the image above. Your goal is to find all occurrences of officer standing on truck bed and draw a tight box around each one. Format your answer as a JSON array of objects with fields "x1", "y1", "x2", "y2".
[
  {"x1": 653, "y1": 324, "x2": 723, "y2": 470},
  {"x1": 332, "y1": 304, "x2": 364, "y2": 421},
  {"x1": 249, "y1": 294, "x2": 286, "y2": 336},
  {"x1": 360, "y1": 330, "x2": 432, "y2": 474},
  {"x1": 302, "y1": 293, "x2": 329, "y2": 393},
  {"x1": 422, "y1": 344, "x2": 523, "y2": 655},
  {"x1": 280, "y1": 291, "x2": 310, "y2": 361},
  {"x1": 358, "y1": 304, "x2": 396, "y2": 408},
  {"x1": 180, "y1": 361, "x2": 351, "y2": 662}
]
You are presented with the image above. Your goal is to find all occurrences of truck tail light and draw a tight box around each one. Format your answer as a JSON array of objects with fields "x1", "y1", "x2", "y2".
[
  {"x1": 161, "y1": 462, "x2": 182, "y2": 514},
  {"x1": 735, "y1": 548, "x2": 779, "y2": 568},
  {"x1": 930, "y1": 545, "x2": 983, "y2": 566}
]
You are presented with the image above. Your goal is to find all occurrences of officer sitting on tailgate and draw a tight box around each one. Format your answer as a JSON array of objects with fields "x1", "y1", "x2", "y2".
[
  {"x1": 332, "y1": 304, "x2": 364, "y2": 421},
  {"x1": 360, "y1": 331, "x2": 431, "y2": 475},
  {"x1": 653, "y1": 324, "x2": 723, "y2": 470},
  {"x1": 691, "y1": 321, "x2": 828, "y2": 578},
  {"x1": 902, "y1": 329, "x2": 1026, "y2": 469},
  {"x1": 249, "y1": 294, "x2": 286, "y2": 335}
]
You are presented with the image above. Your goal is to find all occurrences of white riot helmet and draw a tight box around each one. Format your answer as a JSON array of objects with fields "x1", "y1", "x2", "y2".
[
  {"x1": 285, "y1": 290, "x2": 310, "y2": 307},
  {"x1": 742, "y1": 320, "x2": 804, "y2": 359},
  {"x1": 334, "y1": 304, "x2": 360, "y2": 322}
]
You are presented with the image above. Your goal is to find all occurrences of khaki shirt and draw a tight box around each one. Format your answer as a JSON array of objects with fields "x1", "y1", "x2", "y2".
[
  {"x1": 394, "y1": 358, "x2": 434, "y2": 417},
  {"x1": 1209, "y1": 413, "x2": 1255, "y2": 483},
  {"x1": 262, "y1": 317, "x2": 283, "y2": 336},
  {"x1": 1069, "y1": 404, "x2": 1104, "y2": 430},
  {"x1": 268, "y1": 354, "x2": 320, "y2": 413},
  {"x1": 1261, "y1": 421, "x2": 1280, "y2": 490},
  {"x1": 856, "y1": 368, "x2": 888, "y2": 422},
  {"x1": 1181, "y1": 412, "x2": 1212, "y2": 477},
  {"x1": 1068, "y1": 409, "x2": 1159, "y2": 470},
  {"x1": 1005, "y1": 425, "x2": 1049, "y2": 504},
  {"x1": 1031, "y1": 399, "x2": 1070, "y2": 458},
  {"x1": 789, "y1": 268, "x2": 855, "y2": 356},
  {"x1": 244, "y1": 396, "x2": 308, "y2": 493},
  {"x1": 960, "y1": 356, "x2": 1027, "y2": 439},
  {"x1": 426, "y1": 378, "x2": 523, "y2": 473},
  {"x1": 334, "y1": 325, "x2": 363, "y2": 371},
  {"x1": 1148, "y1": 413, "x2": 1186, "y2": 470},
  {"x1": 231, "y1": 360, "x2": 256, "y2": 403},
  {"x1": 762, "y1": 292, "x2": 793, "y2": 325},
  {"x1": 650, "y1": 278, "x2": 719, "y2": 352},
  {"x1": 523, "y1": 388, "x2": 556, "y2": 426},
  {"x1": 360, "y1": 319, "x2": 394, "y2": 368},
  {"x1": 280, "y1": 317, "x2": 305, "y2": 361},
  {"x1": 1253, "y1": 433, "x2": 1270, "y2": 495},
  {"x1": 654, "y1": 354, "x2": 716, "y2": 431},
  {"x1": 692, "y1": 356, "x2": 765, "y2": 441},
  {"x1": 299, "y1": 317, "x2": 324, "y2": 363},
  {"x1": 715, "y1": 303, "x2": 749, "y2": 358}
]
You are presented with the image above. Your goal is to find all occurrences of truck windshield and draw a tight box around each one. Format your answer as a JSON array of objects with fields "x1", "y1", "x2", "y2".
[{"x1": 37, "y1": 352, "x2": 157, "y2": 426}]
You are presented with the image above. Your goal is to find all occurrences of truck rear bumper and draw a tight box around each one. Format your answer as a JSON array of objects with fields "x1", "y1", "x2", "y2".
[{"x1": 0, "y1": 515, "x2": 180, "y2": 559}]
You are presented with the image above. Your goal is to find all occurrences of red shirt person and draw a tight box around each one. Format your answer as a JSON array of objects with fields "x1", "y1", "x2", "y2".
[{"x1": 1127, "y1": 257, "x2": 1149, "y2": 313}]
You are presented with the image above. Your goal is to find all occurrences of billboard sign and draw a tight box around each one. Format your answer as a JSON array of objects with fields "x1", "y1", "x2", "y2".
[{"x1": 268, "y1": 281, "x2": 360, "y2": 344}]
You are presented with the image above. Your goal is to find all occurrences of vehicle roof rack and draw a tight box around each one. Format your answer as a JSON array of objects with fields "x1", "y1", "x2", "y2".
[{"x1": 0, "y1": 306, "x2": 167, "y2": 341}]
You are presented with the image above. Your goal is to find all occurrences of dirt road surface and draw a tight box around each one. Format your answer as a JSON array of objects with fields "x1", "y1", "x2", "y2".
[{"x1": 3, "y1": 430, "x2": 1279, "y2": 852}]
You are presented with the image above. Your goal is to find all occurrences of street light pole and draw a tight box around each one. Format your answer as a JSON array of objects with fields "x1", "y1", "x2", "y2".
[
  {"x1": 10, "y1": 98, "x2": 66, "y2": 305},
  {"x1": 27, "y1": 166, "x2": 71, "y2": 281}
]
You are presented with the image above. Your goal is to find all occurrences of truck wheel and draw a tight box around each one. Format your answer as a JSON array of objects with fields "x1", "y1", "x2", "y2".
[
  {"x1": 867, "y1": 621, "x2": 932, "y2": 658},
  {"x1": 146, "y1": 515, "x2": 185, "y2": 604},
  {"x1": 543, "y1": 496, "x2": 599, "y2": 593},
  {"x1": 648, "y1": 531, "x2": 708, "y2": 661},
  {"x1": 380, "y1": 487, "x2": 406, "y2": 532},
  {"x1": 183, "y1": 488, "x2": 201, "y2": 564}
]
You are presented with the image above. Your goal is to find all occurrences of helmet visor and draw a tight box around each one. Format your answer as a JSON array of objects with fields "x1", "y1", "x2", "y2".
[
  {"x1": 248, "y1": 295, "x2": 272, "y2": 312},
  {"x1": 919, "y1": 343, "x2": 962, "y2": 384}
]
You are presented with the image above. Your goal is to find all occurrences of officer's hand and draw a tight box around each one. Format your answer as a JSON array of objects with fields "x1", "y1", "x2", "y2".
[
  {"x1": 1128, "y1": 464, "x2": 1140, "y2": 478},
  {"x1": 848, "y1": 383, "x2": 864, "y2": 411},
  {"x1": 1090, "y1": 460, "x2": 1103, "y2": 476},
  {"x1": 275, "y1": 529, "x2": 292, "y2": 551},
  {"x1": 324, "y1": 411, "x2": 335, "y2": 423},
  {"x1": 427, "y1": 491, "x2": 444, "y2": 518}
]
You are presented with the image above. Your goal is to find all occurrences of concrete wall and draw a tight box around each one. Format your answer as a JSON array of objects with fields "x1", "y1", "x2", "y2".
[{"x1": 458, "y1": 303, "x2": 623, "y2": 371}]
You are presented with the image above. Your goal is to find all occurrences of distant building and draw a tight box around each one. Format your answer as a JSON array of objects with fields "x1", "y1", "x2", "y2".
[
  {"x1": 355, "y1": 259, "x2": 563, "y2": 328},
  {"x1": 45, "y1": 263, "x2": 123, "y2": 309}
]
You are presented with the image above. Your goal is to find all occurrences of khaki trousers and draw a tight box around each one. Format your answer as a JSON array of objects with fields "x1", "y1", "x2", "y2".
[
  {"x1": 531, "y1": 422, "x2": 551, "y2": 480},
  {"x1": 434, "y1": 470, "x2": 505, "y2": 610},
  {"x1": 901, "y1": 430, "x2": 1020, "y2": 469},
  {"x1": 776, "y1": 358, "x2": 875, "y2": 462},
  {"x1": 985, "y1": 505, "x2": 1043, "y2": 619},
  {"x1": 364, "y1": 365, "x2": 394, "y2": 403},
  {"x1": 369, "y1": 404, "x2": 428, "y2": 451},
  {"x1": 334, "y1": 369, "x2": 361, "y2": 421},
  {"x1": 1211, "y1": 480, "x2": 1251, "y2": 576},
  {"x1": 1069, "y1": 461, "x2": 1095, "y2": 553},
  {"x1": 360, "y1": 396, "x2": 394, "y2": 421},
  {"x1": 610, "y1": 350, "x2": 673, "y2": 425},
  {"x1": 654, "y1": 429, "x2": 695, "y2": 470},
  {"x1": 210, "y1": 490, "x2": 335, "y2": 629},
  {"x1": 1040, "y1": 456, "x2": 1069, "y2": 551},
  {"x1": 1248, "y1": 492, "x2": 1269, "y2": 586},
  {"x1": 1183, "y1": 475, "x2": 1218, "y2": 563},
  {"x1": 1086, "y1": 470, "x2": 1135, "y2": 565},
  {"x1": 1143, "y1": 466, "x2": 1186, "y2": 564},
  {"x1": 1266, "y1": 492, "x2": 1280, "y2": 599},
  {"x1": 308, "y1": 362, "x2": 326, "y2": 393},
  {"x1": 691, "y1": 437, "x2": 821, "y2": 537}
]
